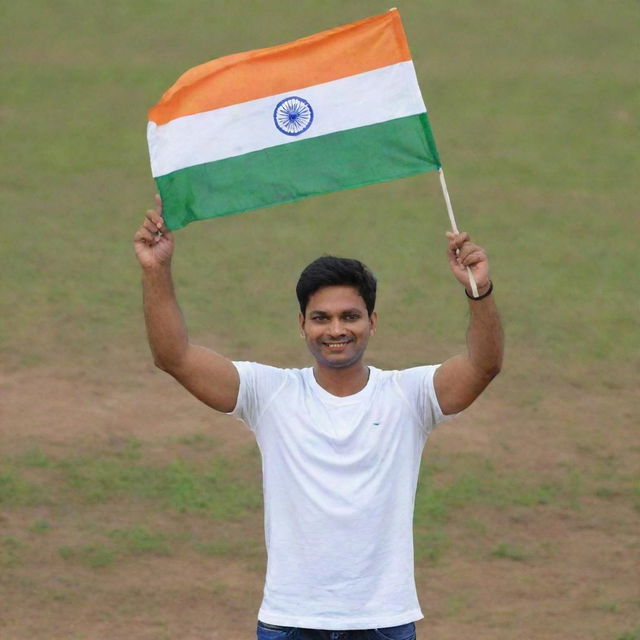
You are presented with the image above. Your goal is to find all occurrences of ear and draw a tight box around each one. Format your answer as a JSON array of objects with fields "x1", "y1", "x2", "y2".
[
  {"x1": 298, "y1": 312, "x2": 305, "y2": 338},
  {"x1": 369, "y1": 311, "x2": 378, "y2": 336}
]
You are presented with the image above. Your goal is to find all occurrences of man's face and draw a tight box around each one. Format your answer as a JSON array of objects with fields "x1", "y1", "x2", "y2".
[{"x1": 299, "y1": 285, "x2": 377, "y2": 369}]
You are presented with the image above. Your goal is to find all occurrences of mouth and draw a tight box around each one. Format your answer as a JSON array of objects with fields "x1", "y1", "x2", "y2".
[{"x1": 323, "y1": 339, "x2": 353, "y2": 350}]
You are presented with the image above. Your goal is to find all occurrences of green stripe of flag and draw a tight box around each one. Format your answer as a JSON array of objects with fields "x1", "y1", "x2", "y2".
[{"x1": 156, "y1": 113, "x2": 440, "y2": 231}]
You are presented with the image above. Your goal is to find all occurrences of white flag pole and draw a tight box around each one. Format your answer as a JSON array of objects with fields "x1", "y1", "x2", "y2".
[{"x1": 438, "y1": 167, "x2": 479, "y2": 298}]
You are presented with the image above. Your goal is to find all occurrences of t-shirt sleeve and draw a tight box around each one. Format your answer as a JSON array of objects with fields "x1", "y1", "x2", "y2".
[
  {"x1": 228, "y1": 361, "x2": 287, "y2": 432},
  {"x1": 396, "y1": 365, "x2": 459, "y2": 432}
]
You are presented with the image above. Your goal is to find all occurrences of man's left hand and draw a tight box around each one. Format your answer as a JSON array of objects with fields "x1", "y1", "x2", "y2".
[{"x1": 446, "y1": 231, "x2": 491, "y2": 296}]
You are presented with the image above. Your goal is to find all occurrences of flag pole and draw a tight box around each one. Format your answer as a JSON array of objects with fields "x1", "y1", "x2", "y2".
[{"x1": 438, "y1": 167, "x2": 479, "y2": 298}]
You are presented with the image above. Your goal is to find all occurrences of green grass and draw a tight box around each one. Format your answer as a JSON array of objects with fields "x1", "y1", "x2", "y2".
[
  {"x1": 176, "y1": 433, "x2": 219, "y2": 451},
  {"x1": 0, "y1": 468, "x2": 47, "y2": 507},
  {"x1": 0, "y1": 537, "x2": 25, "y2": 567},
  {"x1": 2, "y1": 443, "x2": 635, "y2": 570},
  {"x1": 107, "y1": 527, "x2": 171, "y2": 556},
  {"x1": 59, "y1": 454, "x2": 261, "y2": 518},
  {"x1": 1, "y1": 440, "x2": 262, "y2": 519},
  {"x1": 0, "y1": 1, "x2": 638, "y2": 637},
  {"x1": 29, "y1": 520, "x2": 52, "y2": 534},
  {"x1": 416, "y1": 454, "x2": 583, "y2": 515},
  {"x1": 18, "y1": 448, "x2": 52, "y2": 468},
  {"x1": 58, "y1": 524, "x2": 263, "y2": 569},
  {"x1": 490, "y1": 542, "x2": 529, "y2": 562},
  {"x1": 59, "y1": 543, "x2": 115, "y2": 569},
  {"x1": 413, "y1": 453, "x2": 588, "y2": 562},
  {"x1": 194, "y1": 537, "x2": 265, "y2": 568},
  {"x1": 1, "y1": 0, "x2": 638, "y2": 370}
]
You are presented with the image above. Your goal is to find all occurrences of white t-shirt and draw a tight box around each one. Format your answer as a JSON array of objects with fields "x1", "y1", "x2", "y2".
[{"x1": 231, "y1": 362, "x2": 452, "y2": 630}]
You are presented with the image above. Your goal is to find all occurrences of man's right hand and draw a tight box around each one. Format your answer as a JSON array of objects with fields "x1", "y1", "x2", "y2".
[
  {"x1": 135, "y1": 194, "x2": 240, "y2": 413},
  {"x1": 134, "y1": 194, "x2": 174, "y2": 269}
]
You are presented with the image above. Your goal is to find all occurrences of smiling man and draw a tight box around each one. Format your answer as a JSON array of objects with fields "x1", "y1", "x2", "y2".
[{"x1": 134, "y1": 196, "x2": 504, "y2": 640}]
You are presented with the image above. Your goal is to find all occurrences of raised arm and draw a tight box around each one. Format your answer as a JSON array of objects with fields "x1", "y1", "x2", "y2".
[
  {"x1": 133, "y1": 196, "x2": 239, "y2": 413},
  {"x1": 434, "y1": 232, "x2": 504, "y2": 415}
]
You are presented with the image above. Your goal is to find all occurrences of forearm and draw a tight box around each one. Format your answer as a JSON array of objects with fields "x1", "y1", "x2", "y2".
[
  {"x1": 141, "y1": 264, "x2": 190, "y2": 371},
  {"x1": 465, "y1": 292, "x2": 504, "y2": 379},
  {"x1": 435, "y1": 233, "x2": 503, "y2": 413}
]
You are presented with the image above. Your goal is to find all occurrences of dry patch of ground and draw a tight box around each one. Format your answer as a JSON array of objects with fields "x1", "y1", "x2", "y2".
[{"x1": 1, "y1": 354, "x2": 638, "y2": 640}]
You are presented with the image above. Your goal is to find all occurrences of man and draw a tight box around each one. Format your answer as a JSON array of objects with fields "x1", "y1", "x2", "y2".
[{"x1": 134, "y1": 195, "x2": 503, "y2": 640}]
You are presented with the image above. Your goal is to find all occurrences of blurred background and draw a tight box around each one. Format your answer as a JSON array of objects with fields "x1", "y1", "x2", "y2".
[{"x1": 1, "y1": 1, "x2": 638, "y2": 638}]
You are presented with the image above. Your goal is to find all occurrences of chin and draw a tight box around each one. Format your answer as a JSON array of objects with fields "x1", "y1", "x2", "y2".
[{"x1": 317, "y1": 353, "x2": 362, "y2": 369}]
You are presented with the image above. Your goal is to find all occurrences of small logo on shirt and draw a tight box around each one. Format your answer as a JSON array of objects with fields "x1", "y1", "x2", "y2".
[{"x1": 372, "y1": 422, "x2": 381, "y2": 427}]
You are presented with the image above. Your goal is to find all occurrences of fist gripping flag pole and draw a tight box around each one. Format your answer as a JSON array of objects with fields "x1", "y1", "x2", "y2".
[
  {"x1": 147, "y1": 7, "x2": 478, "y2": 295},
  {"x1": 438, "y1": 168, "x2": 479, "y2": 297}
]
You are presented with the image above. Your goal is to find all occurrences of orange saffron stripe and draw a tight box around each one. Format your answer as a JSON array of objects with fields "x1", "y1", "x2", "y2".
[{"x1": 149, "y1": 10, "x2": 411, "y2": 125}]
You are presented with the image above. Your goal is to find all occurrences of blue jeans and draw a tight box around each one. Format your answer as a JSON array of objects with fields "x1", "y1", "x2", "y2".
[{"x1": 256, "y1": 621, "x2": 416, "y2": 640}]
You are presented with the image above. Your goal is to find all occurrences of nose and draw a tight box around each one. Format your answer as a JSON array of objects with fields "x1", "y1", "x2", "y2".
[{"x1": 328, "y1": 317, "x2": 344, "y2": 336}]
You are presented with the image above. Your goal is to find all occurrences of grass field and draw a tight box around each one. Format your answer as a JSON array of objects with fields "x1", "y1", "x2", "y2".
[{"x1": 1, "y1": 1, "x2": 639, "y2": 638}]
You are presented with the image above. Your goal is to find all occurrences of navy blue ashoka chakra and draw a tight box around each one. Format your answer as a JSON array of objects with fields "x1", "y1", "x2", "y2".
[{"x1": 273, "y1": 96, "x2": 314, "y2": 136}]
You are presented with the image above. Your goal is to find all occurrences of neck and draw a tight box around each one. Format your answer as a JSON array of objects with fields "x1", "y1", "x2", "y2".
[{"x1": 312, "y1": 361, "x2": 370, "y2": 397}]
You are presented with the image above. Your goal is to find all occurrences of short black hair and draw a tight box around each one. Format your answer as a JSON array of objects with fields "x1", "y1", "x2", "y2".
[{"x1": 296, "y1": 256, "x2": 377, "y2": 316}]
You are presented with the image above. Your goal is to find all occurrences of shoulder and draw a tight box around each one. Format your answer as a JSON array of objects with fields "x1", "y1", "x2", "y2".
[
  {"x1": 373, "y1": 364, "x2": 440, "y2": 389},
  {"x1": 233, "y1": 361, "x2": 308, "y2": 392},
  {"x1": 367, "y1": 365, "x2": 449, "y2": 430},
  {"x1": 233, "y1": 360, "x2": 286, "y2": 377},
  {"x1": 376, "y1": 365, "x2": 448, "y2": 421},
  {"x1": 398, "y1": 364, "x2": 440, "y2": 384},
  {"x1": 230, "y1": 362, "x2": 309, "y2": 424},
  {"x1": 368, "y1": 365, "x2": 440, "y2": 404}
]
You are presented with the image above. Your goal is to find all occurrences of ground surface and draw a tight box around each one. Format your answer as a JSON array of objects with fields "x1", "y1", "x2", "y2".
[
  {"x1": 1, "y1": 350, "x2": 637, "y2": 640},
  {"x1": 2, "y1": 1, "x2": 638, "y2": 638}
]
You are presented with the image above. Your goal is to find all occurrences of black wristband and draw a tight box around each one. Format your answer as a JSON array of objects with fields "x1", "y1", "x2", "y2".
[{"x1": 465, "y1": 280, "x2": 493, "y2": 300}]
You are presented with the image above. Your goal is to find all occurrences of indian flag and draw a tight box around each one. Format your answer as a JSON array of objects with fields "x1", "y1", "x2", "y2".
[{"x1": 147, "y1": 9, "x2": 441, "y2": 230}]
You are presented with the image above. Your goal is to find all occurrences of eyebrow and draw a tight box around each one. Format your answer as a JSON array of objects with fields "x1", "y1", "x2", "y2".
[{"x1": 309, "y1": 308, "x2": 363, "y2": 316}]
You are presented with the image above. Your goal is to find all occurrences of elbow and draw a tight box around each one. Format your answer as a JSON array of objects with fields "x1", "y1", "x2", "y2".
[
  {"x1": 486, "y1": 360, "x2": 503, "y2": 379},
  {"x1": 483, "y1": 358, "x2": 503, "y2": 381},
  {"x1": 153, "y1": 355, "x2": 180, "y2": 376},
  {"x1": 153, "y1": 357, "x2": 169, "y2": 372},
  {"x1": 480, "y1": 344, "x2": 504, "y2": 380},
  {"x1": 475, "y1": 359, "x2": 502, "y2": 383},
  {"x1": 151, "y1": 344, "x2": 190, "y2": 377}
]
